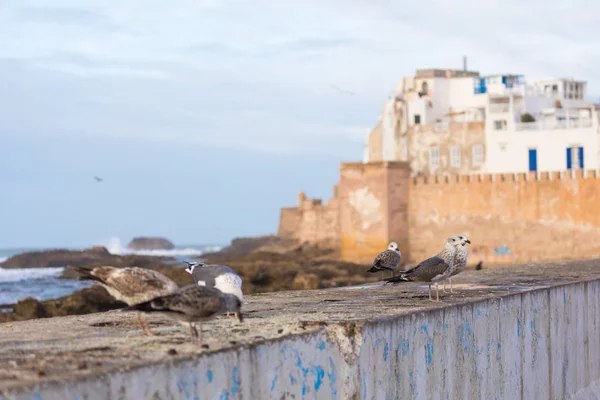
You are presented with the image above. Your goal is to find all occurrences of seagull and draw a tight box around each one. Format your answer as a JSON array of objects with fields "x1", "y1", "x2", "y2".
[
  {"x1": 184, "y1": 261, "x2": 243, "y2": 319},
  {"x1": 72, "y1": 266, "x2": 178, "y2": 336},
  {"x1": 384, "y1": 235, "x2": 463, "y2": 302},
  {"x1": 330, "y1": 84, "x2": 356, "y2": 96},
  {"x1": 123, "y1": 284, "x2": 243, "y2": 344},
  {"x1": 367, "y1": 242, "x2": 402, "y2": 279},
  {"x1": 93, "y1": 176, "x2": 103, "y2": 182},
  {"x1": 443, "y1": 234, "x2": 471, "y2": 293}
]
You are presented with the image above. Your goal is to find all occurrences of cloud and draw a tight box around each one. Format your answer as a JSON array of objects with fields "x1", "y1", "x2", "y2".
[{"x1": 1, "y1": 0, "x2": 599, "y2": 156}]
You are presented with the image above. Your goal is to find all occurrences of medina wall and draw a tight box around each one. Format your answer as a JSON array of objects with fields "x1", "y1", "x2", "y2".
[
  {"x1": 278, "y1": 162, "x2": 600, "y2": 266},
  {"x1": 409, "y1": 169, "x2": 600, "y2": 264}
]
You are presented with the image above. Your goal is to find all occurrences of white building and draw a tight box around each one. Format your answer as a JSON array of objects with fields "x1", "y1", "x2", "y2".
[{"x1": 365, "y1": 65, "x2": 600, "y2": 175}]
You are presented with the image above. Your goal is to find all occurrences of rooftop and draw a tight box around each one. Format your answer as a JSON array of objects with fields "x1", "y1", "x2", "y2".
[{"x1": 415, "y1": 69, "x2": 480, "y2": 79}]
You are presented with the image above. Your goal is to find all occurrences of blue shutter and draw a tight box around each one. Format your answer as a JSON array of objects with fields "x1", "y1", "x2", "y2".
[
  {"x1": 528, "y1": 149, "x2": 537, "y2": 172},
  {"x1": 579, "y1": 147, "x2": 584, "y2": 169},
  {"x1": 566, "y1": 147, "x2": 572, "y2": 169}
]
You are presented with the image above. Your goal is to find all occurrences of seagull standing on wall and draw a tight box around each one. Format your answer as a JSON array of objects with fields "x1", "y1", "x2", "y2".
[
  {"x1": 367, "y1": 242, "x2": 402, "y2": 279},
  {"x1": 72, "y1": 266, "x2": 179, "y2": 336},
  {"x1": 384, "y1": 235, "x2": 463, "y2": 302},
  {"x1": 123, "y1": 284, "x2": 243, "y2": 344},
  {"x1": 443, "y1": 234, "x2": 471, "y2": 293},
  {"x1": 184, "y1": 261, "x2": 243, "y2": 319}
]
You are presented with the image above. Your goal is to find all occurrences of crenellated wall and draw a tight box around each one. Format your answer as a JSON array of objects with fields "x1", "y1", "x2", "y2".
[{"x1": 278, "y1": 163, "x2": 600, "y2": 265}]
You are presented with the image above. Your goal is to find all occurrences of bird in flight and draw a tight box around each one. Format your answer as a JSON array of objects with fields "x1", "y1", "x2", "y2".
[
  {"x1": 93, "y1": 176, "x2": 103, "y2": 182},
  {"x1": 330, "y1": 84, "x2": 355, "y2": 96}
]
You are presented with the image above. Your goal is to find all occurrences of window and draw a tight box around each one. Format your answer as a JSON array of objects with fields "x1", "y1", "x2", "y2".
[
  {"x1": 429, "y1": 146, "x2": 440, "y2": 171},
  {"x1": 552, "y1": 84, "x2": 558, "y2": 93},
  {"x1": 421, "y1": 81, "x2": 429, "y2": 95},
  {"x1": 472, "y1": 144, "x2": 484, "y2": 167},
  {"x1": 414, "y1": 114, "x2": 421, "y2": 125},
  {"x1": 494, "y1": 120, "x2": 507, "y2": 130},
  {"x1": 567, "y1": 146, "x2": 584, "y2": 169},
  {"x1": 450, "y1": 145, "x2": 461, "y2": 168}
]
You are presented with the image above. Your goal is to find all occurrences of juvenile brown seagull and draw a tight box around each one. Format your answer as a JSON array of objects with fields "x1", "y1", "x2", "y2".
[
  {"x1": 72, "y1": 266, "x2": 178, "y2": 335},
  {"x1": 384, "y1": 235, "x2": 462, "y2": 301},
  {"x1": 123, "y1": 284, "x2": 243, "y2": 344},
  {"x1": 368, "y1": 241, "x2": 402, "y2": 279}
]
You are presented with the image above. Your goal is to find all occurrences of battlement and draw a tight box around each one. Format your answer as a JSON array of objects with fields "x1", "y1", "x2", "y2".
[{"x1": 411, "y1": 169, "x2": 600, "y2": 185}]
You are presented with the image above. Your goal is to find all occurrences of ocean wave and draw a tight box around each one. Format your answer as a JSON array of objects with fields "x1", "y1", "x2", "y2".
[
  {"x1": 104, "y1": 237, "x2": 221, "y2": 258},
  {"x1": 0, "y1": 267, "x2": 64, "y2": 283}
]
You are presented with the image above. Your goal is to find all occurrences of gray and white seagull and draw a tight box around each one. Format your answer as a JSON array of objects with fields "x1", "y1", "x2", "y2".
[
  {"x1": 123, "y1": 284, "x2": 243, "y2": 344},
  {"x1": 443, "y1": 234, "x2": 471, "y2": 293},
  {"x1": 72, "y1": 266, "x2": 179, "y2": 335},
  {"x1": 184, "y1": 261, "x2": 243, "y2": 319},
  {"x1": 367, "y1": 241, "x2": 402, "y2": 279},
  {"x1": 384, "y1": 235, "x2": 464, "y2": 301}
]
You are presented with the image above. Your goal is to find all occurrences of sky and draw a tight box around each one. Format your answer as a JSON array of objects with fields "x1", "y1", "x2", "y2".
[{"x1": 0, "y1": 0, "x2": 598, "y2": 248}]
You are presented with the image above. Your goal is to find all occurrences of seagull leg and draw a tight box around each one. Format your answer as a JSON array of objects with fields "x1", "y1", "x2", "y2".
[
  {"x1": 442, "y1": 282, "x2": 448, "y2": 293},
  {"x1": 190, "y1": 322, "x2": 202, "y2": 344},
  {"x1": 138, "y1": 313, "x2": 155, "y2": 336},
  {"x1": 450, "y1": 278, "x2": 454, "y2": 294},
  {"x1": 435, "y1": 283, "x2": 440, "y2": 302}
]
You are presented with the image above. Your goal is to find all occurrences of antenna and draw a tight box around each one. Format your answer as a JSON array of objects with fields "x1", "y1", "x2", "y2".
[{"x1": 463, "y1": 55, "x2": 467, "y2": 72}]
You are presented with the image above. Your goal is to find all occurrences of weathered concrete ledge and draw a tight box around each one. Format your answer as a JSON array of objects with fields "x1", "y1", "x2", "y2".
[{"x1": 1, "y1": 260, "x2": 600, "y2": 399}]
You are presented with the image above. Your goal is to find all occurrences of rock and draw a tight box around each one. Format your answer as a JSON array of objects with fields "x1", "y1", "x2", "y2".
[
  {"x1": 11, "y1": 286, "x2": 126, "y2": 321},
  {"x1": 127, "y1": 237, "x2": 175, "y2": 251},
  {"x1": 291, "y1": 273, "x2": 321, "y2": 290},
  {"x1": 0, "y1": 247, "x2": 114, "y2": 269}
]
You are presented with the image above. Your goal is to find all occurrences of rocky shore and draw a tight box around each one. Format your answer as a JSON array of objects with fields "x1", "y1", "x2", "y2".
[{"x1": 0, "y1": 236, "x2": 382, "y2": 322}]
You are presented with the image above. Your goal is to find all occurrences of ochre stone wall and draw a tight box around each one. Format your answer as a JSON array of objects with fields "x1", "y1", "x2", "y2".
[
  {"x1": 277, "y1": 192, "x2": 339, "y2": 244},
  {"x1": 278, "y1": 163, "x2": 600, "y2": 266},
  {"x1": 409, "y1": 170, "x2": 600, "y2": 264}
]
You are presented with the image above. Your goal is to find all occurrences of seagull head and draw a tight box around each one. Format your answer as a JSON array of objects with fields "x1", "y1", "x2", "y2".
[
  {"x1": 456, "y1": 234, "x2": 471, "y2": 246},
  {"x1": 183, "y1": 261, "x2": 205, "y2": 274},
  {"x1": 387, "y1": 242, "x2": 399, "y2": 252}
]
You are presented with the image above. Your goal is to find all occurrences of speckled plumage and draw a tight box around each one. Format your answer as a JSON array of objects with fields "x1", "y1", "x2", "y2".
[
  {"x1": 73, "y1": 265, "x2": 179, "y2": 336},
  {"x1": 445, "y1": 234, "x2": 471, "y2": 293},
  {"x1": 72, "y1": 266, "x2": 178, "y2": 306},
  {"x1": 368, "y1": 242, "x2": 402, "y2": 278},
  {"x1": 125, "y1": 284, "x2": 243, "y2": 343},
  {"x1": 384, "y1": 235, "x2": 465, "y2": 301}
]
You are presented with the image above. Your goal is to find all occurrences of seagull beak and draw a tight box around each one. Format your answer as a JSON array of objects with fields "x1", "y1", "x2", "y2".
[{"x1": 465, "y1": 239, "x2": 471, "y2": 244}]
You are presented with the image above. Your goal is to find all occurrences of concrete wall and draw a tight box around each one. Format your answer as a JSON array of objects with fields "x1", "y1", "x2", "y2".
[{"x1": 5, "y1": 279, "x2": 600, "y2": 399}]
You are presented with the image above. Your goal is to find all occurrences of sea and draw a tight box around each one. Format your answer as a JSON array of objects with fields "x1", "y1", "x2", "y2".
[{"x1": 0, "y1": 238, "x2": 222, "y2": 306}]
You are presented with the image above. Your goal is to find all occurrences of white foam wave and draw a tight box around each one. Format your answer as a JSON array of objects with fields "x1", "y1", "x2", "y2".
[
  {"x1": 0, "y1": 267, "x2": 64, "y2": 283},
  {"x1": 104, "y1": 237, "x2": 221, "y2": 257}
]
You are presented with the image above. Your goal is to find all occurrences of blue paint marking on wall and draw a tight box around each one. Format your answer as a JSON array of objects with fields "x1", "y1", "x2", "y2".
[
  {"x1": 496, "y1": 343, "x2": 502, "y2": 361},
  {"x1": 32, "y1": 394, "x2": 43, "y2": 400},
  {"x1": 426, "y1": 343, "x2": 433, "y2": 366},
  {"x1": 271, "y1": 366, "x2": 279, "y2": 392},
  {"x1": 494, "y1": 245, "x2": 511, "y2": 255},
  {"x1": 383, "y1": 342, "x2": 389, "y2": 361},
  {"x1": 517, "y1": 320, "x2": 521, "y2": 337},
  {"x1": 409, "y1": 370, "x2": 417, "y2": 393},
  {"x1": 231, "y1": 366, "x2": 240, "y2": 395},
  {"x1": 219, "y1": 391, "x2": 230, "y2": 400},
  {"x1": 327, "y1": 357, "x2": 338, "y2": 397},
  {"x1": 459, "y1": 322, "x2": 472, "y2": 353},
  {"x1": 311, "y1": 365, "x2": 325, "y2": 392},
  {"x1": 397, "y1": 338, "x2": 410, "y2": 359},
  {"x1": 291, "y1": 349, "x2": 310, "y2": 395},
  {"x1": 530, "y1": 319, "x2": 536, "y2": 331},
  {"x1": 318, "y1": 340, "x2": 326, "y2": 351},
  {"x1": 206, "y1": 370, "x2": 213, "y2": 383},
  {"x1": 290, "y1": 373, "x2": 297, "y2": 385}
]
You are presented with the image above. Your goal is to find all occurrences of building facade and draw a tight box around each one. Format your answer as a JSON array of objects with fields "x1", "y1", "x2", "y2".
[{"x1": 365, "y1": 66, "x2": 600, "y2": 175}]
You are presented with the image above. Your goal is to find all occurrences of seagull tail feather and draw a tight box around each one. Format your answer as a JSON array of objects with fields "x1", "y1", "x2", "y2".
[
  {"x1": 383, "y1": 274, "x2": 410, "y2": 284},
  {"x1": 70, "y1": 266, "x2": 103, "y2": 283}
]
